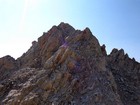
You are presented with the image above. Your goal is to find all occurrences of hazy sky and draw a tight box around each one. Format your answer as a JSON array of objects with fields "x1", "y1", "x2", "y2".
[{"x1": 0, "y1": 0, "x2": 140, "y2": 61}]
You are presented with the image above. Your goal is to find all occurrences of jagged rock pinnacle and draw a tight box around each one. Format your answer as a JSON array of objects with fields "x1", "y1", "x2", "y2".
[{"x1": 0, "y1": 22, "x2": 139, "y2": 105}]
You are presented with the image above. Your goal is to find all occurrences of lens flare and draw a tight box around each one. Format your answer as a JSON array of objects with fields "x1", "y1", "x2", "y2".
[{"x1": 19, "y1": 0, "x2": 38, "y2": 32}]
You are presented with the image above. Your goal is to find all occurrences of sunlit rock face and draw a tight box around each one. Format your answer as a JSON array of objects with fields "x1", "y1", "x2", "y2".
[{"x1": 0, "y1": 22, "x2": 139, "y2": 105}]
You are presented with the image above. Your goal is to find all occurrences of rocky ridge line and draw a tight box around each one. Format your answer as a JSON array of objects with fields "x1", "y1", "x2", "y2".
[{"x1": 0, "y1": 22, "x2": 139, "y2": 105}]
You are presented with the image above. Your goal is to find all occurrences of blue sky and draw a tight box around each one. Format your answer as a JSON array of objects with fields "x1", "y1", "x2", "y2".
[{"x1": 0, "y1": 0, "x2": 140, "y2": 61}]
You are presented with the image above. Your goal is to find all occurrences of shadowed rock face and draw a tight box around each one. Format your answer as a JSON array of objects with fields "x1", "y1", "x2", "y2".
[
  {"x1": 107, "y1": 49, "x2": 140, "y2": 105},
  {"x1": 0, "y1": 22, "x2": 139, "y2": 105},
  {"x1": 0, "y1": 55, "x2": 18, "y2": 82}
]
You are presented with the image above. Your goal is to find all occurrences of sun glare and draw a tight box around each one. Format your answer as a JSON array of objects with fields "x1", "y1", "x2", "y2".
[
  {"x1": 26, "y1": 0, "x2": 38, "y2": 6},
  {"x1": 19, "y1": 0, "x2": 39, "y2": 32}
]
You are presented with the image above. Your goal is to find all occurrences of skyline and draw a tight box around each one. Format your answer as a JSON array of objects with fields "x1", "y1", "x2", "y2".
[{"x1": 0, "y1": 0, "x2": 140, "y2": 62}]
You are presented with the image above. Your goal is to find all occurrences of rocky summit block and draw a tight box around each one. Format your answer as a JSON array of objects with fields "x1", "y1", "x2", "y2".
[{"x1": 0, "y1": 22, "x2": 140, "y2": 105}]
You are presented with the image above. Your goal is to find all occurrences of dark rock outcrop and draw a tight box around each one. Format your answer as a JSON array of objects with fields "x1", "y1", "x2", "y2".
[
  {"x1": 0, "y1": 55, "x2": 18, "y2": 82},
  {"x1": 107, "y1": 49, "x2": 140, "y2": 105},
  {"x1": 0, "y1": 22, "x2": 139, "y2": 105}
]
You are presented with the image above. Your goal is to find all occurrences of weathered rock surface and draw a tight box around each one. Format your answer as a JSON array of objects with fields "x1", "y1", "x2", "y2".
[
  {"x1": 0, "y1": 22, "x2": 139, "y2": 105},
  {"x1": 107, "y1": 49, "x2": 140, "y2": 105},
  {"x1": 0, "y1": 55, "x2": 18, "y2": 82}
]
